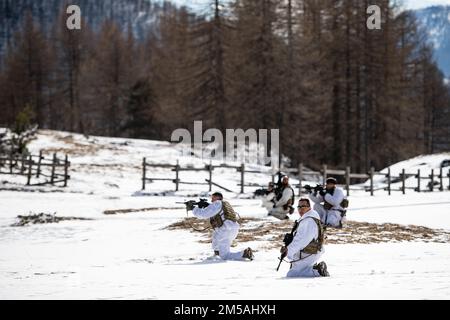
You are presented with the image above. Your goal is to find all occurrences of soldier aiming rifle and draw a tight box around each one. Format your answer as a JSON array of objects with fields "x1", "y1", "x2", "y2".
[
  {"x1": 268, "y1": 175, "x2": 295, "y2": 220},
  {"x1": 179, "y1": 192, "x2": 254, "y2": 261},
  {"x1": 305, "y1": 177, "x2": 348, "y2": 228}
]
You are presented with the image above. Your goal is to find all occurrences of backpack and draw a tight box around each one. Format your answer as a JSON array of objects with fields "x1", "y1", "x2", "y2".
[
  {"x1": 209, "y1": 201, "x2": 238, "y2": 229},
  {"x1": 301, "y1": 217, "x2": 325, "y2": 255}
]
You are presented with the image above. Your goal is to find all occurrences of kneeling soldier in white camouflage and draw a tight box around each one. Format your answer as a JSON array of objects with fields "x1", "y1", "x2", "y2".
[
  {"x1": 280, "y1": 198, "x2": 329, "y2": 277},
  {"x1": 309, "y1": 177, "x2": 348, "y2": 228},
  {"x1": 188, "y1": 192, "x2": 254, "y2": 261},
  {"x1": 268, "y1": 176, "x2": 295, "y2": 220}
]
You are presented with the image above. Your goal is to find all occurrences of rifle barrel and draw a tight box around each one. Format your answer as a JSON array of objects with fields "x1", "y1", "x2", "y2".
[{"x1": 276, "y1": 253, "x2": 286, "y2": 272}]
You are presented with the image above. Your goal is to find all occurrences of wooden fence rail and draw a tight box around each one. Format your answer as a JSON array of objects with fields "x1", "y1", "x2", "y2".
[
  {"x1": 142, "y1": 158, "x2": 450, "y2": 196},
  {"x1": 0, "y1": 152, "x2": 70, "y2": 187},
  {"x1": 142, "y1": 158, "x2": 242, "y2": 193}
]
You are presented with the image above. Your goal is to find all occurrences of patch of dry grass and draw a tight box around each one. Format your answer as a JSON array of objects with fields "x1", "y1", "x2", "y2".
[{"x1": 166, "y1": 217, "x2": 450, "y2": 248}]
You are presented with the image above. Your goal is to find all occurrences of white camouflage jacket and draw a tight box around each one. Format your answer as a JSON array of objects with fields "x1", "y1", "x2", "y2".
[
  {"x1": 309, "y1": 187, "x2": 345, "y2": 211},
  {"x1": 287, "y1": 209, "x2": 322, "y2": 261}
]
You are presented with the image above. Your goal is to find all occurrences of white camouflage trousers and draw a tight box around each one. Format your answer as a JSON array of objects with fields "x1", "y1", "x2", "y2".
[
  {"x1": 268, "y1": 207, "x2": 290, "y2": 220},
  {"x1": 286, "y1": 252, "x2": 323, "y2": 278},
  {"x1": 212, "y1": 222, "x2": 244, "y2": 260},
  {"x1": 314, "y1": 204, "x2": 342, "y2": 228}
]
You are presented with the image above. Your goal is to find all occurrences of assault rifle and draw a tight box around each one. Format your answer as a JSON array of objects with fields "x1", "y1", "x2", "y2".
[
  {"x1": 253, "y1": 188, "x2": 271, "y2": 197},
  {"x1": 304, "y1": 184, "x2": 324, "y2": 194},
  {"x1": 176, "y1": 198, "x2": 209, "y2": 211},
  {"x1": 276, "y1": 220, "x2": 299, "y2": 271},
  {"x1": 176, "y1": 199, "x2": 211, "y2": 232}
]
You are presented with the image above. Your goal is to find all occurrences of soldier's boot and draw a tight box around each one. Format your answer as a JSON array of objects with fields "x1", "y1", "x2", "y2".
[
  {"x1": 313, "y1": 261, "x2": 330, "y2": 277},
  {"x1": 242, "y1": 247, "x2": 254, "y2": 261}
]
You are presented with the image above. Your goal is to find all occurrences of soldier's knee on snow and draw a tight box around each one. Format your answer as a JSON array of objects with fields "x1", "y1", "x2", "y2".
[{"x1": 218, "y1": 251, "x2": 228, "y2": 260}]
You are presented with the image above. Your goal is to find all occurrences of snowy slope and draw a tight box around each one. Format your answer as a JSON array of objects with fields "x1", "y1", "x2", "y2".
[
  {"x1": 1, "y1": 130, "x2": 449, "y2": 299},
  {"x1": 361, "y1": 152, "x2": 450, "y2": 192}
]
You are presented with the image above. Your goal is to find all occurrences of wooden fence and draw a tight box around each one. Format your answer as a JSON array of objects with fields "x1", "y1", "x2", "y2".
[
  {"x1": 142, "y1": 159, "x2": 244, "y2": 193},
  {"x1": 297, "y1": 164, "x2": 450, "y2": 196},
  {"x1": 142, "y1": 159, "x2": 450, "y2": 196},
  {"x1": 0, "y1": 151, "x2": 70, "y2": 187}
]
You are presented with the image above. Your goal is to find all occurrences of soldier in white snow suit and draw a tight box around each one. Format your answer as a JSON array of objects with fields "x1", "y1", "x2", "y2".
[
  {"x1": 268, "y1": 176, "x2": 295, "y2": 220},
  {"x1": 261, "y1": 182, "x2": 276, "y2": 211},
  {"x1": 189, "y1": 192, "x2": 254, "y2": 261},
  {"x1": 308, "y1": 177, "x2": 347, "y2": 228},
  {"x1": 280, "y1": 198, "x2": 329, "y2": 277}
]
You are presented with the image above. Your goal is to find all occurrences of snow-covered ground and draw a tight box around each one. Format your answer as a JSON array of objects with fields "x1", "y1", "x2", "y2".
[{"x1": 1, "y1": 130, "x2": 449, "y2": 299}]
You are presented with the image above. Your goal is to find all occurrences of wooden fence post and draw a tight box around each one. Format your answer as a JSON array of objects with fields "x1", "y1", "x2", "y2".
[
  {"x1": 322, "y1": 164, "x2": 327, "y2": 185},
  {"x1": 271, "y1": 165, "x2": 275, "y2": 184},
  {"x1": 387, "y1": 168, "x2": 391, "y2": 196},
  {"x1": 345, "y1": 166, "x2": 350, "y2": 196},
  {"x1": 429, "y1": 169, "x2": 434, "y2": 192},
  {"x1": 36, "y1": 150, "x2": 43, "y2": 178},
  {"x1": 448, "y1": 169, "x2": 450, "y2": 191},
  {"x1": 50, "y1": 153, "x2": 56, "y2": 185},
  {"x1": 416, "y1": 169, "x2": 421, "y2": 193},
  {"x1": 63, "y1": 155, "x2": 69, "y2": 187},
  {"x1": 26, "y1": 155, "x2": 32, "y2": 185},
  {"x1": 175, "y1": 160, "x2": 180, "y2": 192},
  {"x1": 208, "y1": 161, "x2": 212, "y2": 192},
  {"x1": 240, "y1": 163, "x2": 245, "y2": 194},
  {"x1": 9, "y1": 151, "x2": 13, "y2": 174},
  {"x1": 401, "y1": 168, "x2": 406, "y2": 195},
  {"x1": 298, "y1": 163, "x2": 303, "y2": 196},
  {"x1": 439, "y1": 167, "x2": 444, "y2": 192},
  {"x1": 20, "y1": 154, "x2": 26, "y2": 174},
  {"x1": 370, "y1": 167, "x2": 374, "y2": 196},
  {"x1": 142, "y1": 158, "x2": 146, "y2": 190}
]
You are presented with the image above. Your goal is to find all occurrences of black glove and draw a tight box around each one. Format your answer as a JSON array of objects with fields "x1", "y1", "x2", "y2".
[
  {"x1": 314, "y1": 184, "x2": 324, "y2": 193},
  {"x1": 319, "y1": 189, "x2": 326, "y2": 197},
  {"x1": 197, "y1": 199, "x2": 209, "y2": 209},
  {"x1": 186, "y1": 201, "x2": 196, "y2": 211},
  {"x1": 304, "y1": 185, "x2": 313, "y2": 194},
  {"x1": 283, "y1": 233, "x2": 294, "y2": 246}
]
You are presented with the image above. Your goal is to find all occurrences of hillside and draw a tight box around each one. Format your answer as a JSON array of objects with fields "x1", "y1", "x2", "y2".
[
  {"x1": 0, "y1": 0, "x2": 172, "y2": 60},
  {"x1": 415, "y1": 5, "x2": 450, "y2": 78},
  {"x1": 0, "y1": 129, "x2": 449, "y2": 299}
]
